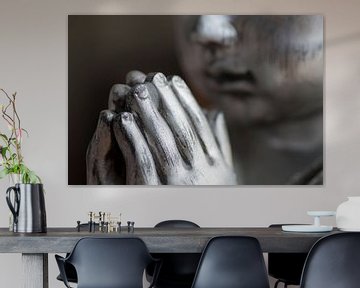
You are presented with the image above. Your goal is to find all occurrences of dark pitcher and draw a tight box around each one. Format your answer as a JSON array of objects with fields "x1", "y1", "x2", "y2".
[{"x1": 6, "y1": 183, "x2": 47, "y2": 233}]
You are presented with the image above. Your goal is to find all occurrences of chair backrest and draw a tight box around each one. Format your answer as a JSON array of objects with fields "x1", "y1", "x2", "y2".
[
  {"x1": 155, "y1": 220, "x2": 200, "y2": 228},
  {"x1": 67, "y1": 237, "x2": 154, "y2": 288},
  {"x1": 151, "y1": 220, "x2": 201, "y2": 287},
  {"x1": 300, "y1": 232, "x2": 360, "y2": 288},
  {"x1": 191, "y1": 236, "x2": 270, "y2": 288}
]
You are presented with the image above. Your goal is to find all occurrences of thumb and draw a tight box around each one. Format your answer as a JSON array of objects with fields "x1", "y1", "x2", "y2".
[{"x1": 207, "y1": 110, "x2": 234, "y2": 168}]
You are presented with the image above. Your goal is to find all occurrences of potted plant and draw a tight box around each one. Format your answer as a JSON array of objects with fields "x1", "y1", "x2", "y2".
[
  {"x1": 0, "y1": 89, "x2": 41, "y2": 183},
  {"x1": 0, "y1": 88, "x2": 46, "y2": 233}
]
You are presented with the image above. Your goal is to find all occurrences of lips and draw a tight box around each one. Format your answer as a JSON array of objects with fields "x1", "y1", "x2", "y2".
[{"x1": 205, "y1": 67, "x2": 256, "y2": 97}]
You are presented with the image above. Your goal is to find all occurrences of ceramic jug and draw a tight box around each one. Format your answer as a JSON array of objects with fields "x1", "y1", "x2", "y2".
[
  {"x1": 336, "y1": 196, "x2": 360, "y2": 231},
  {"x1": 6, "y1": 183, "x2": 47, "y2": 233}
]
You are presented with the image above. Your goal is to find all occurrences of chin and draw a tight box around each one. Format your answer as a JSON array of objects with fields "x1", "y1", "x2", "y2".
[{"x1": 213, "y1": 96, "x2": 277, "y2": 127}]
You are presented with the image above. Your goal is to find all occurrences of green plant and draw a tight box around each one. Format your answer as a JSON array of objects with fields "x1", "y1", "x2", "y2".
[{"x1": 0, "y1": 88, "x2": 41, "y2": 183}]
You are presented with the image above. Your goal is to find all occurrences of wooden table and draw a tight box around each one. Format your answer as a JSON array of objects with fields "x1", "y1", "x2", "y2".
[{"x1": 0, "y1": 227, "x2": 339, "y2": 288}]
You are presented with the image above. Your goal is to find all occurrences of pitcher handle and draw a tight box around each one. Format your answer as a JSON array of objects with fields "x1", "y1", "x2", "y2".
[{"x1": 6, "y1": 186, "x2": 20, "y2": 224}]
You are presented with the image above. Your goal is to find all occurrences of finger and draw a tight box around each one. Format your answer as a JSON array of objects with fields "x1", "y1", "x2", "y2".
[
  {"x1": 108, "y1": 84, "x2": 131, "y2": 113},
  {"x1": 169, "y1": 75, "x2": 220, "y2": 160},
  {"x1": 113, "y1": 112, "x2": 160, "y2": 185},
  {"x1": 148, "y1": 72, "x2": 204, "y2": 165},
  {"x1": 207, "y1": 111, "x2": 234, "y2": 168},
  {"x1": 129, "y1": 84, "x2": 184, "y2": 176},
  {"x1": 126, "y1": 70, "x2": 146, "y2": 86},
  {"x1": 125, "y1": 82, "x2": 160, "y2": 111},
  {"x1": 86, "y1": 110, "x2": 126, "y2": 184}
]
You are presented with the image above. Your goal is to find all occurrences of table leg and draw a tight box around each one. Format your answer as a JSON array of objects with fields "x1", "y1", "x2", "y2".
[{"x1": 22, "y1": 253, "x2": 48, "y2": 288}]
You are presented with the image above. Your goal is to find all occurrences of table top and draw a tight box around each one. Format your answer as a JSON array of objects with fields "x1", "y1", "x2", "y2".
[{"x1": 0, "y1": 227, "x2": 340, "y2": 254}]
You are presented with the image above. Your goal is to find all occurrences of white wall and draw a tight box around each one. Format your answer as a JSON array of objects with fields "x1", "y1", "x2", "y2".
[{"x1": 0, "y1": 0, "x2": 359, "y2": 287}]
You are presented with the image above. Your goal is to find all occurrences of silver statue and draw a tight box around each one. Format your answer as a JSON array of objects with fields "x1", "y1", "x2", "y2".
[{"x1": 87, "y1": 15, "x2": 323, "y2": 185}]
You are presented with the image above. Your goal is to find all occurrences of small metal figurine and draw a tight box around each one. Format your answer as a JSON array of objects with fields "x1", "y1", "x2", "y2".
[
  {"x1": 77, "y1": 221, "x2": 81, "y2": 232},
  {"x1": 88, "y1": 211, "x2": 93, "y2": 232},
  {"x1": 127, "y1": 221, "x2": 135, "y2": 233}
]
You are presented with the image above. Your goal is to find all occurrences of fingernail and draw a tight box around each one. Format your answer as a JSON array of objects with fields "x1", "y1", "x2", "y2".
[
  {"x1": 133, "y1": 84, "x2": 149, "y2": 100},
  {"x1": 172, "y1": 76, "x2": 186, "y2": 88},
  {"x1": 121, "y1": 112, "x2": 133, "y2": 122},
  {"x1": 153, "y1": 73, "x2": 168, "y2": 87},
  {"x1": 100, "y1": 110, "x2": 115, "y2": 122}
]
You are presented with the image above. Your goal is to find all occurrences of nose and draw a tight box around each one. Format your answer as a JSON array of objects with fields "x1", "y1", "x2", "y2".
[{"x1": 192, "y1": 15, "x2": 238, "y2": 48}]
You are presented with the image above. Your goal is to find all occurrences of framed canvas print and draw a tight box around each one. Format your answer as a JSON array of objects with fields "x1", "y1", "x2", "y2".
[{"x1": 68, "y1": 15, "x2": 323, "y2": 185}]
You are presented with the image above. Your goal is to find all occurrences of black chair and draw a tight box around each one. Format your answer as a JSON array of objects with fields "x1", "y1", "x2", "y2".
[
  {"x1": 56, "y1": 262, "x2": 77, "y2": 284},
  {"x1": 154, "y1": 220, "x2": 200, "y2": 229},
  {"x1": 191, "y1": 236, "x2": 270, "y2": 288},
  {"x1": 300, "y1": 232, "x2": 360, "y2": 288},
  {"x1": 56, "y1": 223, "x2": 99, "y2": 284},
  {"x1": 147, "y1": 220, "x2": 201, "y2": 288},
  {"x1": 268, "y1": 224, "x2": 308, "y2": 288},
  {"x1": 55, "y1": 237, "x2": 160, "y2": 288}
]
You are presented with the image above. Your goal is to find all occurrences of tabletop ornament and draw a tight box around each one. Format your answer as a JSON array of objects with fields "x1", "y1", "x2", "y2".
[
  {"x1": 336, "y1": 196, "x2": 360, "y2": 231},
  {"x1": 76, "y1": 211, "x2": 135, "y2": 233},
  {"x1": 0, "y1": 88, "x2": 46, "y2": 233},
  {"x1": 282, "y1": 211, "x2": 336, "y2": 232}
]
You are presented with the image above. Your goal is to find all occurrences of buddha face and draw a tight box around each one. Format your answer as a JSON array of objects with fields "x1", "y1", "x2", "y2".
[{"x1": 175, "y1": 15, "x2": 323, "y2": 126}]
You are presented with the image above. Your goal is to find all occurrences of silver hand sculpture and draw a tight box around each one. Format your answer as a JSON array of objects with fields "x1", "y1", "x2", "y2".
[{"x1": 87, "y1": 71, "x2": 237, "y2": 185}]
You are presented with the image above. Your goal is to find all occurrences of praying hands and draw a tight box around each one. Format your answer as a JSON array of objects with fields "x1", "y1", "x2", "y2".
[{"x1": 86, "y1": 71, "x2": 237, "y2": 185}]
